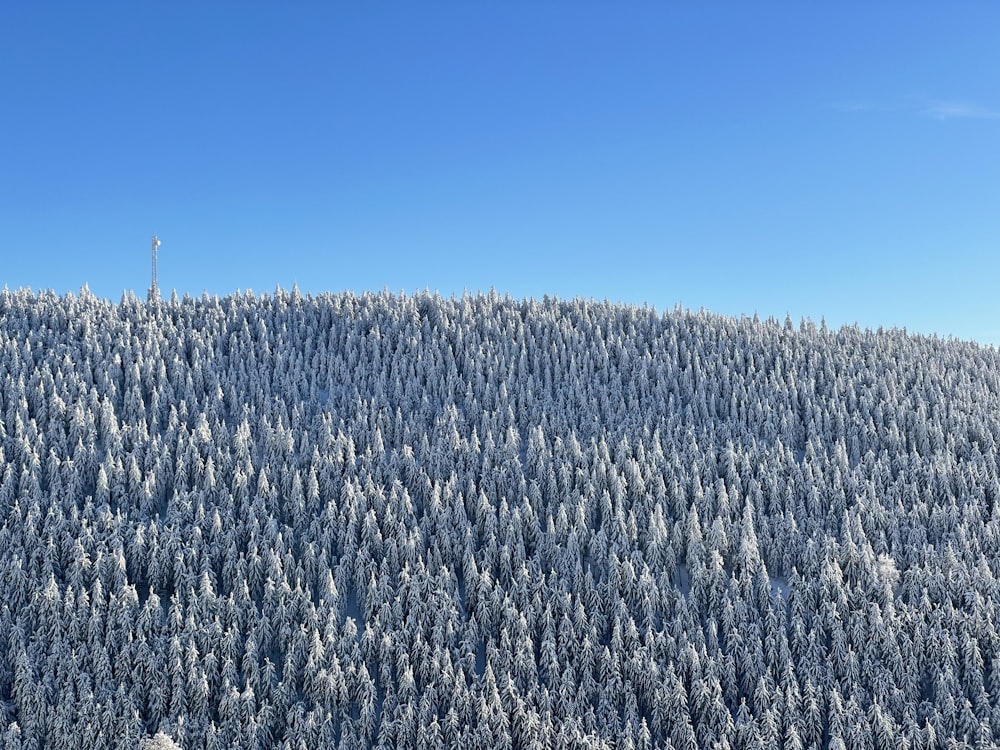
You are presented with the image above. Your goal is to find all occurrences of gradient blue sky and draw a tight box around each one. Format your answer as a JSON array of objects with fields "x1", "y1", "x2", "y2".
[{"x1": 3, "y1": 3, "x2": 998, "y2": 343}]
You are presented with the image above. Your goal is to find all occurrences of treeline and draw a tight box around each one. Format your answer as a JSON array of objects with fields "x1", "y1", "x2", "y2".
[{"x1": 1, "y1": 287, "x2": 999, "y2": 749}]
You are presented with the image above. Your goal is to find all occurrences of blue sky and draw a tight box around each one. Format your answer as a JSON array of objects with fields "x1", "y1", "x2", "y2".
[{"x1": 3, "y1": 3, "x2": 999, "y2": 343}]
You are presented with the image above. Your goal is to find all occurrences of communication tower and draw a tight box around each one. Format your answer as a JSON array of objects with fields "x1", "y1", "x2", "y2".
[{"x1": 148, "y1": 235, "x2": 161, "y2": 302}]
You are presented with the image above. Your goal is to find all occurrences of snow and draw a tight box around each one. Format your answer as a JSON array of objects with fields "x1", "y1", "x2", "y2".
[
  {"x1": 0, "y1": 288, "x2": 994, "y2": 749},
  {"x1": 769, "y1": 575, "x2": 790, "y2": 600}
]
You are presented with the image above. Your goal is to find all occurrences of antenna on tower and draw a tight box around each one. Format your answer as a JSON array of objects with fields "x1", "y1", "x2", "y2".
[{"x1": 148, "y1": 235, "x2": 161, "y2": 303}]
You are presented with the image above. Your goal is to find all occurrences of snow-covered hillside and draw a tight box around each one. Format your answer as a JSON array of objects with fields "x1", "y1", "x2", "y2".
[{"x1": 2, "y1": 287, "x2": 999, "y2": 749}]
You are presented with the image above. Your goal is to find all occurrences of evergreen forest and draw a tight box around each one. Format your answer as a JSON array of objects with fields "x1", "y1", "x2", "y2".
[{"x1": 2, "y1": 287, "x2": 1000, "y2": 749}]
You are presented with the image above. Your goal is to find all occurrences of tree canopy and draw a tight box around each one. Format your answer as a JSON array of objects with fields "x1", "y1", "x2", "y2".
[{"x1": 1, "y1": 287, "x2": 999, "y2": 749}]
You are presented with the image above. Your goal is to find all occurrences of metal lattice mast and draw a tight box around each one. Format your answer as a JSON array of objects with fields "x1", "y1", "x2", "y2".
[{"x1": 149, "y1": 235, "x2": 161, "y2": 301}]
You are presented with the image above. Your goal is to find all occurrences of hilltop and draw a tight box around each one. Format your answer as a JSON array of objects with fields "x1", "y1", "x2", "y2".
[{"x1": 1, "y1": 288, "x2": 999, "y2": 749}]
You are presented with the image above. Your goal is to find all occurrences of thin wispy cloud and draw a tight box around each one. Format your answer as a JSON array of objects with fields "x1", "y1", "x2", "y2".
[
  {"x1": 919, "y1": 101, "x2": 1000, "y2": 121},
  {"x1": 832, "y1": 97, "x2": 1000, "y2": 121}
]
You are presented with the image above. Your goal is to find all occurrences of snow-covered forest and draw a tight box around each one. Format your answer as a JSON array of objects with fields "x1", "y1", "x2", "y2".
[{"x1": 2, "y1": 287, "x2": 1000, "y2": 750}]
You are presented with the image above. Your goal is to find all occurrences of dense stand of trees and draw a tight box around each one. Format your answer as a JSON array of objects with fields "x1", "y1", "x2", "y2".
[{"x1": 1, "y1": 287, "x2": 1000, "y2": 749}]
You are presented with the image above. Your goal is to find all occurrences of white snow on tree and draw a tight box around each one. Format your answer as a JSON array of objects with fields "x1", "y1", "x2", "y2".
[
  {"x1": 0, "y1": 287, "x2": 998, "y2": 749},
  {"x1": 140, "y1": 733, "x2": 182, "y2": 750}
]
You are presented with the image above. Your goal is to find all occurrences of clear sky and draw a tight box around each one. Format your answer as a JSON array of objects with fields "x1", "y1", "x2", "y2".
[{"x1": 2, "y1": 2, "x2": 998, "y2": 343}]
